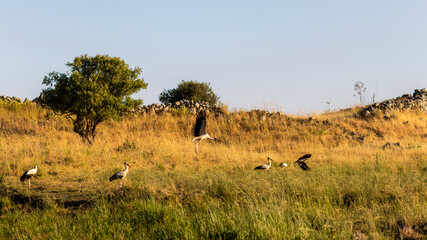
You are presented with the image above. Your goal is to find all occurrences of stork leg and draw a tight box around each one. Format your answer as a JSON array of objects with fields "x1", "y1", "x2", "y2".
[
  {"x1": 28, "y1": 179, "x2": 31, "y2": 189},
  {"x1": 195, "y1": 142, "x2": 199, "y2": 153}
]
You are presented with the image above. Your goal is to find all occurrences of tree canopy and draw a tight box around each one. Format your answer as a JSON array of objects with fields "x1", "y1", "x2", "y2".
[
  {"x1": 159, "y1": 80, "x2": 219, "y2": 106},
  {"x1": 41, "y1": 54, "x2": 147, "y2": 144}
]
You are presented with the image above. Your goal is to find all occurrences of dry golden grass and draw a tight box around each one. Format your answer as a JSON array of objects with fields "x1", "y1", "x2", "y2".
[
  {"x1": 1, "y1": 102, "x2": 425, "y2": 197},
  {"x1": 0, "y1": 101, "x2": 425, "y2": 239}
]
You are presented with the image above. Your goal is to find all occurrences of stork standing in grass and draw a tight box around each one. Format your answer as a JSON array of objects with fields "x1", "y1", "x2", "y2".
[
  {"x1": 192, "y1": 110, "x2": 222, "y2": 153},
  {"x1": 295, "y1": 154, "x2": 312, "y2": 171},
  {"x1": 254, "y1": 157, "x2": 273, "y2": 170},
  {"x1": 109, "y1": 162, "x2": 132, "y2": 188},
  {"x1": 277, "y1": 162, "x2": 288, "y2": 168},
  {"x1": 20, "y1": 166, "x2": 37, "y2": 189}
]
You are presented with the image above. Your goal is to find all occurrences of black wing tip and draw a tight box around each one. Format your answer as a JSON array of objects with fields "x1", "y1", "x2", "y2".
[
  {"x1": 299, "y1": 162, "x2": 310, "y2": 171},
  {"x1": 20, "y1": 171, "x2": 28, "y2": 182},
  {"x1": 109, "y1": 175, "x2": 117, "y2": 181},
  {"x1": 298, "y1": 153, "x2": 312, "y2": 160},
  {"x1": 196, "y1": 110, "x2": 206, "y2": 119}
]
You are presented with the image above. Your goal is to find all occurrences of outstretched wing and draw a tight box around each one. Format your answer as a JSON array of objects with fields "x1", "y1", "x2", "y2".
[
  {"x1": 298, "y1": 161, "x2": 310, "y2": 171},
  {"x1": 298, "y1": 153, "x2": 312, "y2": 161},
  {"x1": 192, "y1": 110, "x2": 206, "y2": 137}
]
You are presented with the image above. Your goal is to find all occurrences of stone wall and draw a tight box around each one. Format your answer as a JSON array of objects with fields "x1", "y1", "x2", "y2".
[
  {"x1": 135, "y1": 99, "x2": 227, "y2": 116},
  {"x1": 1, "y1": 95, "x2": 226, "y2": 116},
  {"x1": 3, "y1": 88, "x2": 426, "y2": 118},
  {"x1": 361, "y1": 88, "x2": 427, "y2": 118},
  {"x1": 0, "y1": 95, "x2": 32, "y2": 103},
  {"x1": 1, "y1": 95, "x2": 21, "y2": 103}
]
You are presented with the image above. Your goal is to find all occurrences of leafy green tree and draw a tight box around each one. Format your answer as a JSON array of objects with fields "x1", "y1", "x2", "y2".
[
  {"x1": 159, "y1": 80, "x2": 219, "y2": 106},
  {"x1": 41, "y1": 54, "x2": 147, "y2": 144}
]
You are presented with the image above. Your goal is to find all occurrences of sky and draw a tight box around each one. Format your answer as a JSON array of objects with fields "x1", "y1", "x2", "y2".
[{"x1": 1, "y1": 1, "x2": 426, "y2": 114}]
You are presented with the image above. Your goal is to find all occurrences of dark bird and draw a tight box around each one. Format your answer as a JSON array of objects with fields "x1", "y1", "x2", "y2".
[
  {"x1": 295, "y1": 154, "x2": 312, "y2": 171},
  {"x1": 254, "y1": 157, "x2": 273, "y2": 170},
  {"x1": 192, "y1": 110, "x2": 222, "y2": 153},
  {"x1": 109, "y1": 162, "x2": 132, "y2": 188},
  {"x1": 20, "y1": 166, "x2": 37, "y2": 189}
]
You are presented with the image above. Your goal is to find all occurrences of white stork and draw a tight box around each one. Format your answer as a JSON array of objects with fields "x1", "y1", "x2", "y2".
[
  {"x1": 109, "y1": 162, "x2": 132, "y2": 188},
  {"x1": 277, "y1": 162, "x2": 288, "y2": 168},
  {"x1": 295, "y1": 154, "x2": 311, "y2": 171},
  {"x1": 20, "y1": 166, "x2": 37, "y2": 189},
  {"x1": 254, "y1": 157, "x2": 273, "y2": 170},
  {"x1": 192, "y1": 110, "x2": 222, "y2": 153}
]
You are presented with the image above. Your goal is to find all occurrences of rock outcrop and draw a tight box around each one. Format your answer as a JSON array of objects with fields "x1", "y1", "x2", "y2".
[
  {"x1": 361, "y1": 88, "x2": 427, "y2": 118},
  {"x1": 1, "y1": 95, "x2": 227, "y2": 116},
  {"x1": 0, "y1": 95, "x2": 25, "y2": 103}
]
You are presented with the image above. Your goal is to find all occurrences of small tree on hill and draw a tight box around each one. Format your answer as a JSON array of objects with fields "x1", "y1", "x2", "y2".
[
  {"x1": 159, "y1": 80, "x2": 219, "y2": 106},
  {"x1": 41, "y1": 54, "x2": 147, "y2": 144}
]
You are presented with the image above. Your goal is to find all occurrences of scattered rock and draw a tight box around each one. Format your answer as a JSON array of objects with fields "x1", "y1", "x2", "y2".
[
  {"x1": 361, "y1": 88, "x2": 427, "y2": 118},
  {"x1": 383, "y1": 114, "x2": 397, "y2": 121},
  {"x1": 382, "y1": 142, "x2": 402, "y2": 150},
  {"x1": 0, "y1": 95, "x2": 23, "y2": 103},
  {"x1": 138, "y1": 99, "x2": 221, "y2": 116}
]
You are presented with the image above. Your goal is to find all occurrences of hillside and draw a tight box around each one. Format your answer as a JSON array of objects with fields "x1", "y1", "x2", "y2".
[{"x1": 0, "y1": 96, "x2": 426, "y2": 239}]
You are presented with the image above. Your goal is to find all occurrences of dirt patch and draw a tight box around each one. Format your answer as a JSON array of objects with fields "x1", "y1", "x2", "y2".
[{"x1": 0, "y1": 184, "x2": 96, "y2": 211}]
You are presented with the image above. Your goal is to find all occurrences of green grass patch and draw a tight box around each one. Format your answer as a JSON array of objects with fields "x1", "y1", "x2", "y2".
[{"x1": 0, "y1": 161, "x2": 425, "y2": 239}]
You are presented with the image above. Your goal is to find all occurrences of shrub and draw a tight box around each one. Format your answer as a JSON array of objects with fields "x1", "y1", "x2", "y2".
[{"x1": 159, "y1": 80, "x2": 219, "y2": 106}]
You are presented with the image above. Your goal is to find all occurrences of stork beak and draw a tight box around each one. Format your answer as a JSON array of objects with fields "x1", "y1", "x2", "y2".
[
  {"x1": 126, "y1": 163, "x2": 132, "y2": 168},
  {"x1": 268, "y1": 157, "x2": 273, "y2": 161},
  {"x1": 216, "y1": 139, "x2": 222, "y2": 142}
]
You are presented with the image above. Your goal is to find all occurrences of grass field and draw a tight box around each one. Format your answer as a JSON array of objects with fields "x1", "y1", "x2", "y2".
[{"x1": 0, "y1": 101, "x2": 426, "y2": 239}]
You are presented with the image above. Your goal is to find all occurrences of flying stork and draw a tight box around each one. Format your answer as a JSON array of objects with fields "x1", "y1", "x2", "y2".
[
  {"x1": 192, "y1": 110, "x2": 222, "y2": 153},
  {"x1": 109, "y1": 162, "x2": 132, "y2": 188},
  {"x1": 295, "y1": 154, "x2": 312, "y2": 171},
  {"x1": 20, "y1": 166, "x2": 37, "y2": 189},
  {"x1": 254, "y1": 157, "x2": 273, "y2": 170}
]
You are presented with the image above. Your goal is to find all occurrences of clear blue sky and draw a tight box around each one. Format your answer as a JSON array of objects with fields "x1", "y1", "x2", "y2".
[{"x1": 1, "y1": 1, "x2": 426, "y2": 113}]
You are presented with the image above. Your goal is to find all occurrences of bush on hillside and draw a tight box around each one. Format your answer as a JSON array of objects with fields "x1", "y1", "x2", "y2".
[{"x1": 159, "y1": 80, "x2": 220, "y2": 106}]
